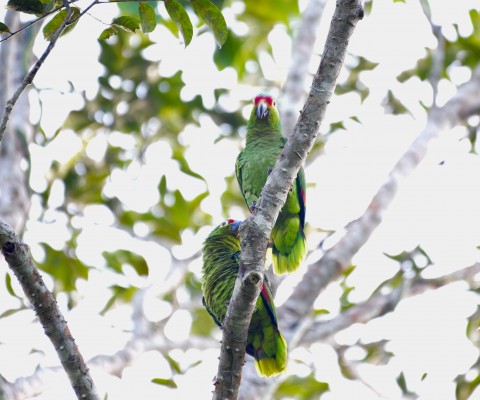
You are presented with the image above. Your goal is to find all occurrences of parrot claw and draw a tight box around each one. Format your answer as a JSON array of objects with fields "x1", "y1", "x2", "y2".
[
  {"x1": 249, "y1": 200, "x2": 257, "y2": 212},
  {"x1": 267, "y1": 167, "x2": 272, "y2": 176}
]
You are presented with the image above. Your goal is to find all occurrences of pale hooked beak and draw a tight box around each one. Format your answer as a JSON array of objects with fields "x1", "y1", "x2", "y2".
[{"x1": 256, "y1": 100, "x2": 269, "y2": 119}]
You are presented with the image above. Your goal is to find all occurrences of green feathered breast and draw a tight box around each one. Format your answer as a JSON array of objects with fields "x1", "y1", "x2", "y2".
[
  {"x1": 236, "y1": 94, "x2": 307, "y2": 275},
  {"x1": 201, "y1": 219, "x2": 287, "y2": 377}
]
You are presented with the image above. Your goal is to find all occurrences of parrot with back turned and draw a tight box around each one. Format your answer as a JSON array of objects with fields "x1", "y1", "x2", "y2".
[
  {"x1": 236, "y1": 94, "x2": 307, "y2": 275},
  {"x1": 202, "y1": 219, "x2": 287, "y2": 377}
]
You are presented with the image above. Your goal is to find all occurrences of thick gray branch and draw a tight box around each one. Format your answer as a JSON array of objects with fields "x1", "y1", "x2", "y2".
[
  {"x1": 213, "y1": 1, "x2": 364, "y2": 399},
  {"x1": 0, "y1": 220, "x2": 99, "y2": 400}
]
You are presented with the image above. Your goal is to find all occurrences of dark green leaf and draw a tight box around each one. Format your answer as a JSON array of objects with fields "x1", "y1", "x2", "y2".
[
  {"x1": 99, "y1": 27, "x2": 118, "y2": 40},
  {"x1": 190, "y1": 0, "x2": 227, "y2": 48},
  {"x1": 101, "y1": 285, "x2": 138, "y2": 315},
  {"x1": 165, "y1": 354, "x2": 182, "y2": 374},
  {"x1": 396, "y1": 372, "x2": 408, "y2": 394},
  {"x1": 151, "y1": 378, "x2": 177, "y2": 388},
  {"x1": 43, "y1": 7, "x2": 80, "y2": 41},
  {"x1": 384, "y1": 90, "x2": 409, "y2": 115},
  {"x1": 5, "y1": 273, "x2": 20, "y2": 298},
  {"x1": 112, "y1": 16, "x2": 140, "y2": 33},
  {"x1": 159, "y1": 175, "x2": 167, "y2": 197},
  {"x1": 164, "y1": 0, "x2": 193, "y2": 46},
  {"x1": 172, "y1": 147, "x2": 205, "y2": 181},
  {"x1": 36, "y1": 243, "x2": 90, "y2": 295},
  {"x1": 139, "y1": 2, "x2": 156, "y2": 33},
  {"x1": 7, "y1": 0, "x2": 44, "y2": 15},
  {"x1": 0, "y1": 22, "x2": 11, "y2": 34},
  {"x1": 102, "y1": 249, "x2": 149, "y2": 276}
]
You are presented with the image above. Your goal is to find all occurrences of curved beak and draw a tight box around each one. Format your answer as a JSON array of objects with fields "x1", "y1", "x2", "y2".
[{"x1": 256, "y1": 100, "x2": 269, "y2": 119}]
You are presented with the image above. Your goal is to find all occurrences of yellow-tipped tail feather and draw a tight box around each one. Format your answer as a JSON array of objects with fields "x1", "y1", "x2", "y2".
[
  {"x1": 272, "y1": 231, "x2": 306, "y2": 275},
  {"x1": 253, "y1": 331, "x2": 288, "y2": 377}
]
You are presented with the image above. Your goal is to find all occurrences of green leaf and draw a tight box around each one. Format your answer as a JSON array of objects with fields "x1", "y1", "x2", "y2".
[
  {"x1": 139, "y1": 2, "x2": 156, "y2": 33},
  {"x1": 101, "y1": 285, "x2": 138, "y2": 315},
  {"x1": 43, "y1": 7, "x2": 80, "y2": 41},
  {"x1": 0, "y1": 22, "x2": 11, "y2": 34},
  {"x1": 164, "y1": 0, "x2": 193, "y2": 46},
  {"x1": 172, "y1": 146, "x2": 206, "y2": 181},
  {"x1": 112, "y1": 16, "x2": 140, "y2": 33},
  {"x1": 151, "y1": 378, "x2": 177, "y2": 388},
  {"x1": 190, "y1": 0, "x2": 227, "y2": 48},
  {"x1": 275, "y1": 376, "x2": 329, "y2": 399},
  {"x1": 165, "y1": 354, "x2": 182, "y2": 374},
  {"x1": 5, "y1": 273, "x2": 20, "y2": 298},
  {"x1": 99, "y1": 27, "x2": 118, "y2": 40},
  {"x1": 36, "y1": 243, "x2": 89, "y2": 295},
  {"x1": 102, "y1": 249, "x2": 149, "y2": 276},
  {"x1": 396, "y1": 372, "x2": 408, "y2": 394},
  {"x1": 7, "y1": 0, "x2": 45, "y2": 15},
  {"x1": 0, "y1": 308, "x2": 24, "y2": 319}
]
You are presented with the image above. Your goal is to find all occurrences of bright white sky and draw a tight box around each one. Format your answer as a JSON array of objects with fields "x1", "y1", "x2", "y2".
[{"x1": 1, "y1": 0, "x2": 480, "y2": 399}]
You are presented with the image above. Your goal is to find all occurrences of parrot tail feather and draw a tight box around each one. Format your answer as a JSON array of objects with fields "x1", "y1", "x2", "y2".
[
  {"x1": 253, "y1": 331, "x2": 287, "y2": 377},
  {"x1": 272, "y1": 231, "x2": 306, "y2": 275}
]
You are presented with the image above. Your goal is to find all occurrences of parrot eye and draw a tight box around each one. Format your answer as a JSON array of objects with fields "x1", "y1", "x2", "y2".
[{"x1": 273, "y1": 101, "x2": 276, "y2": 107}]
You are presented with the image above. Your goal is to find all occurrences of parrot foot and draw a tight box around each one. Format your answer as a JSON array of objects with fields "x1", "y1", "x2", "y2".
[{"x1": 249, "y1": 200, "x2": 257, "y2": 212}]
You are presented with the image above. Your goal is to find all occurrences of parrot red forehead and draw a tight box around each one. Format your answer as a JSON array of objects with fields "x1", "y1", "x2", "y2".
[
  {"x1": 226, "y1": 218, "x2": 236, "y2": 225},
  {"x1": 254, "y1": 95, "x2": 275, "y2": 107}
]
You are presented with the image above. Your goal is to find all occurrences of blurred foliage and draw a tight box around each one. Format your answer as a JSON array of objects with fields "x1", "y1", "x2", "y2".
[
  {"x1": 5, "y1": 0, "x2": 227, "y2": 46},
  {"x1": 275, "y1": 376, "x2": 329, "y2": 400},
  {"x1": 397, "y1": 10, "x2": 480, "y2": 83},
  {"x1": 2, "y1": 0, "x2": 480, "y2": 398}
]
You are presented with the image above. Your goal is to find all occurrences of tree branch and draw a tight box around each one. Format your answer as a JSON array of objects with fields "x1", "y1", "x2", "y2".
[
  {"x1": 0, "y1": 220, "x2": 100, "y2": 400},
  {"x1": 300, "y1": 262, "x2": 480, "y2": 345},
  {"x1": 213, "y1": 1, "x2": 364, "y2": 399}
]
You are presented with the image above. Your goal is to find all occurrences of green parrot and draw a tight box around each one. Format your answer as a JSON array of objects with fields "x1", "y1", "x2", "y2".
[
  {"x1": 236, "y1": 94, "x2": 307, "y2": 275},
  {"x1": 202, "y1": 219, "x2": 287, "y2": 377}
]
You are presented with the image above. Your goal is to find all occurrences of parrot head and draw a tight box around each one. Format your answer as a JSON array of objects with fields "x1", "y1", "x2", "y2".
[
  {"x1": 208, "y1": 219, "x2": 242, "y2": 240},
  {"x1": 251, "y1": 94, "x2": 279, "y2": 123}
]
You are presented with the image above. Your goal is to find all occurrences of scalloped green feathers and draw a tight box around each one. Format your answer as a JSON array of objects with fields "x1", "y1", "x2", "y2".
[
  {"x1": 201, "y1": 220, "x2": 287, "y2": 377},
  {"x1": 235, "y1": 95, "x2": 307, "y2": 275}
]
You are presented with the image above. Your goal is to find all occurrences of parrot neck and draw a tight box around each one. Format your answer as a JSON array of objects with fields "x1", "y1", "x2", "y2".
[{"x1": 245, "y1": 122, "x2": 284, "y2": 147}]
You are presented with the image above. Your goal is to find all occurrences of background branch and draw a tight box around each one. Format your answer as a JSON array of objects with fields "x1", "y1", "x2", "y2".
[
  {"x1": 280, "y1": 0, "x2": 329, "y2": 136},
  {"x1": 300, "y1": 262, "x2": 480, "y2": 345},
  {"x1": 280, "y1": 65, "x2": 480, "y2": 344}
]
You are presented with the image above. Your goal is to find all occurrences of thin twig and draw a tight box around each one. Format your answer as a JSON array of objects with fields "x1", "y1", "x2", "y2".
[{"x1": 0, "y1": 1, "x2": 75, "y2": 143}]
